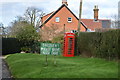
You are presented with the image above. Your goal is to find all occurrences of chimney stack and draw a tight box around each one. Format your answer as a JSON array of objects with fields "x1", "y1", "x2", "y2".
[
  {"x1": 93, "y1": 5, "x2": 99, "y2": 21},
  {"x1": 62, "y1": 0, "x2": 68, "y2": 6}
]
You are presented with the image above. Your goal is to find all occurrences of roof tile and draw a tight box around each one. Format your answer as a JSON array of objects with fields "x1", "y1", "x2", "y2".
[{"x1": 81, "y1": 19, "x2": 102, "y2": 30}]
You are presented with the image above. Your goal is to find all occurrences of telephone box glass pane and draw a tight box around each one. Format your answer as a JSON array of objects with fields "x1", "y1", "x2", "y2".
[{"x1": 68, "y1": 38, "x2": 73, "y2": 54}]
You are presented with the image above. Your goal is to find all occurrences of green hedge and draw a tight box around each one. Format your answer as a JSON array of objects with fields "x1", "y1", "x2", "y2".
[
  {"x1": 77, "y1": 29, "x2": 120, "y2": 60},
  {"x1": 2, "y1": 37, "x2": 40, "y2": 54},
  {"x1": 2, "y1": 38, "x2": 21, "y2": 55}
]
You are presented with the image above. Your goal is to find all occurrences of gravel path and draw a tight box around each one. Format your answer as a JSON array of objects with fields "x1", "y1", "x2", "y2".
[{"x1": 0, "y1": 57, "x2": 12, "y2": 79}]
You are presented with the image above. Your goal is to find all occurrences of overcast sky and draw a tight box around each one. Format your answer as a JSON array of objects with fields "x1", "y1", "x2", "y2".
[{"x1": 0, "y1": 0, "x2": 119, "y2": 27}]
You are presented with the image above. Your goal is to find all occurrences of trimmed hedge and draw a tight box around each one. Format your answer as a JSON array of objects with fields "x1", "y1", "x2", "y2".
[
  {"x1": 2, "y1": 38, "x2": 21, "y2": 55},
  {"x1": 2, "y1": 37, "x2": 41, "y2": 54},
  {"x1": 77, "y1": 29, "x2": 120, "y2": 60}
]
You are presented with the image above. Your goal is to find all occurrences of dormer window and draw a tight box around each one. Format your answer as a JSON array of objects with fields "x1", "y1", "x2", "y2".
[
  {"x1": 55, "y1": 17, "x2": 60, "y2": 22},
  {"x1": 68, "y1": 17, "x2": 72, "y2": 22}
]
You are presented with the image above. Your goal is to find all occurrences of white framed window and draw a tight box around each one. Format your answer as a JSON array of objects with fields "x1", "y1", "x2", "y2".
[
  {"x1": 71, "y1": 30, "x2": 78, "y2": 33},
  {"x1": 55, "y1": 17, "x2": 60, "y2": 22},
  {"x1": 68, "y1": 17, "x2": 72, "y2": 22}
]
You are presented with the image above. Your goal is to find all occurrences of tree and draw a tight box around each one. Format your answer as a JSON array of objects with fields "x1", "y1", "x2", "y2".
[
  {"x1": 16, "y1": 22, "x2": 39, "y2": 44},
  {"x1": 6, "y1": 7, "x2": 45, "y2": 52},
  {"x1": 15, "y1": 16, "x2": 27, "y2": 22},
  {"x1": 24, "y1": 7, "x2": 45, "y2": 28},
  {"x1": 15, "y1": 21, "x2": 39, "y2": 52},
  {"x1": 40, "y1": 23, "x2": 64, "y2": 41},
  {"x1": 111, "y1": 14, "x2": 119, "y2": 28},
  {"x1": 9, "y1": 20, "x2": 28, "y2": 37},
  {"x1": 10, "y1": 21, "x2": 39, "y2": 42},
  {"x1": 9, "y1": 20, "x2": 40, "y2": 52},
  {"x1": 0, "y1": 22, "x2": 4, "y2": 35},
  {"x1": 0, "y1": 23, "x2": 10, "y2": 37}
]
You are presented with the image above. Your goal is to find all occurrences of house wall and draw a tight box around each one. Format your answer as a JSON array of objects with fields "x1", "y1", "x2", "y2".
[{"x1": 42, "y1": 6, "x2": 86, "y2": 32}]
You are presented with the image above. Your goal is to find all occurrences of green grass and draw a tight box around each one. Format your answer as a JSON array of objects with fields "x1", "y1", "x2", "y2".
[{"x1": 6, "y1": 53, "x2": 118, "y2": 78}]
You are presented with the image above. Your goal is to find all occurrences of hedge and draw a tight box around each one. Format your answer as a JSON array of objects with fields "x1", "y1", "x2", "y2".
[
  {"x1": 2, "y1": 37, "x2": 41, "y2": 55},
  {"x1": 77, "y1": 29, "x2": 120, "y2": 60},
  {"x1": 2, "y1": 38, "x2": 21, "y2": 55}
]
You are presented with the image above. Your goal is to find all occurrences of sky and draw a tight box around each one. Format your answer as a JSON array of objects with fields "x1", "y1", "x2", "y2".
[{"x1": 0, "y1": 0, "x2": 119, "y2": 27}]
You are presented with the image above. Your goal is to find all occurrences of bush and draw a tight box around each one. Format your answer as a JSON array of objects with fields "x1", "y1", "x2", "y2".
[
  {"x1": 52, "y1": 35, "x2": 64, "y2": 44},
  {"x1": 21, "y1": 47, "x2": 31, "y2": 53},
  {"x1": 30, "y1": 41, "x2": 40, "y2": 53},
  {"x1": 77, "y1": 29, "x2": 120, "y2": 60},
  {"x1": 15, "y1": 22, "x2": 40, "y2": 53},
  {"x1": 52, "y1": 35, "x2": 64, "y2": 54}
]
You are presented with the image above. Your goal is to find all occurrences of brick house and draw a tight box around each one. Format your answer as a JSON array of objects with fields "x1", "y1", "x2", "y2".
[{"x1": 40, "y1": 0, "x2": 111, "y2": 33}]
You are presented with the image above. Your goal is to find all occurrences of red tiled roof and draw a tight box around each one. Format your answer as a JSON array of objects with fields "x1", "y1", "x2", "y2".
[
  {"x1": 81, "y1": 19, "x2": 102, "y2": 31},
  {"x1": 41, "y1": 11, "x2": 54, "y2": 23},
  {"x1": 42, "y1": 11, "x2": 54, "y2": 18}
]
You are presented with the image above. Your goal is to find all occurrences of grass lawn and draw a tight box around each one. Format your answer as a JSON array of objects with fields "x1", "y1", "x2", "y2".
[{"x1": 5, "y1": 53, "x2": 118, "y2": 78}]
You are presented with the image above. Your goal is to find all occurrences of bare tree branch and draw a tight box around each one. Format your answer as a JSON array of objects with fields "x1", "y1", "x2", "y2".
[{"x1": 24, "y1": 7, "x2": 45, "y2": 28}]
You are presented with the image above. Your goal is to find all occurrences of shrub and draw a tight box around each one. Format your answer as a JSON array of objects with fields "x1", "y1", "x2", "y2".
[
  {"x1": 52, "y1": 35, "x2": 64, "y2": 44},
  {"x1": 21, "y1": 47, "x2": 31, "y2": 53},
  {"x1": 15, "y1": 22, "x2": 39, "y2": 53},
  {"x1": 52, "y1": 35, "x2": 64, "y2": 54}
]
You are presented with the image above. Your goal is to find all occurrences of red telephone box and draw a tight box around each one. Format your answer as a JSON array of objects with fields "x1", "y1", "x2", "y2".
[{"x1": 63, "y1": 32, "x2": 75, "y2": 57}]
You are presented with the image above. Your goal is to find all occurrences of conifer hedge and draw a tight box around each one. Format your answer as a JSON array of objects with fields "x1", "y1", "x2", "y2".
[
  {"x1": 77, "y1": 29, "x2": 120, "y2": 60},
  {"x1": 2, "y1": 38, "x2": 21, "y2": 55}
]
